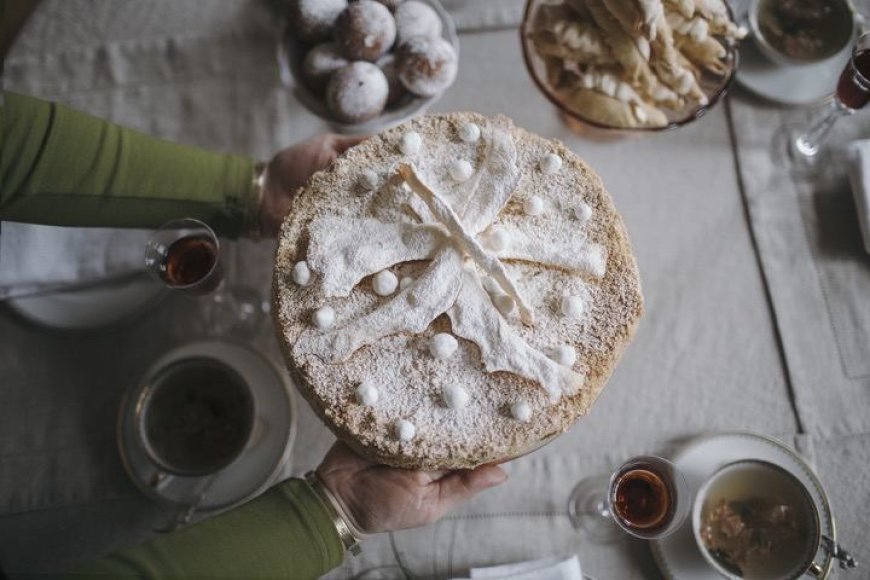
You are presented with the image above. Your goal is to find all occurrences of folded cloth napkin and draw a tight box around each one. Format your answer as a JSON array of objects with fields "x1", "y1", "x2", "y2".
[
  {"x1": 451, "y1": 555, "x2": 584, "y2": 580},
  {"x1": 0, "y1": 223, "x2": 149, "y2": 299},
  {"x1": 845, "y1": 139, "x2": 870, "y2": 254}
]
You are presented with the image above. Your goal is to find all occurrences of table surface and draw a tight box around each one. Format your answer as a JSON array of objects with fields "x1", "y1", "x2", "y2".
[{"x1": 1, "y1": 1, "x2": 869, "y2": 578}]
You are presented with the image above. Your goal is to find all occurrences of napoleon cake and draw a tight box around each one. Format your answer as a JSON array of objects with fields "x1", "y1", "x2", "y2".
[{"x1": 273, "y1": 112, "x2": 643, "y2": 469}]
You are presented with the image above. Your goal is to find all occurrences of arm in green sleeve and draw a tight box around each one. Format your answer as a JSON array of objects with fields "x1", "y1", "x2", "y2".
[
  {"x1": 0, "y1": 91, "x2": 258, "y2": 237},
  {"x1": 70, "y1": 479, "x2": 345, "y2": 579}
]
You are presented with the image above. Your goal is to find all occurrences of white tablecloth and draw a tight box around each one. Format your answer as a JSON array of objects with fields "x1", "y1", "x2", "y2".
[{"x1": 1, "y1": 0, "x2": 868, "y2": 577}]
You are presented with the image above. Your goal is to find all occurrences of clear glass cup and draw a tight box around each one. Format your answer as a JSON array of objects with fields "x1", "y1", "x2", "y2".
[
  {"x1": 786, "y1": 31, "x2": 870, "y2": 171},
  {"x1": 568, "y1": 455, "x2": 690, "y2": 543},
  {"x1": 144, "y1": 218, "x2": 266, "y2": 338}
]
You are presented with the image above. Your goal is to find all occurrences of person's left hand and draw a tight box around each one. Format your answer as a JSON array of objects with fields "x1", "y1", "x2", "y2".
[{"x1": 258, "y1": 133, "x2": 365, "y2": 237}]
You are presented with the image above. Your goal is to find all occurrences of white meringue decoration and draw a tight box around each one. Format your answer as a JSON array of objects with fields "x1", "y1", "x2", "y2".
[
  {"x1": 549, "y1": 344, "x2": 577, "y2": 367},
  {"x1": 523, "y1": 195, "x2": 545, "y2": 216},
  {"x1": 540, "y1": 153, "x2": 563, "y2": 174},
  {"x1": 292, "y1": 261, "x2": 313, "y2": 286},
  {"x1": 312, "y1": 306, "x2": 336, "y2": 329},
  {"x1": 511, "y1": 400, "x2": 532, "y2": 422},
  {"x1": 442, "y1": 384, "x2": 470, "y2": 409},
  {"x1": 359, "y1": 169, "x2": 379, "y2": 191},
  {"x1": 448, "y1": 159, "x2": 474, "y2": 182},
  {"x1": 399, "y1": 276, "x2": 414, "y2": 290},
  {"x1": 560, "y1": 295, "x2": 585, "y2": 319},
  {"x1": 400, "y1": 131, "x2": 422, "y2": 156},
  {"x1": 429, "y1": 332, "x2": 458, "y2": 360},
  {"x1": 458, "y1": 122, "x2": 480, "y2": 143},
  {"x1": 372, "y1": 270, "x2": 399, "y2": 296},
  {"x1": 394, "y1": 418, "x2": 416, "y2": 441},
  {"x1": 492, "y1": 293, "x2": 515, "y2": 316},
  {"x1": 573, "y1": 202, "x2": 592, "y2": 223},
  {"x1": 355, "y1": 382, "x2": 379, "y2": 406},
  {"x1": 483, "y1": 226, "x2": 511, "y2": 252}
]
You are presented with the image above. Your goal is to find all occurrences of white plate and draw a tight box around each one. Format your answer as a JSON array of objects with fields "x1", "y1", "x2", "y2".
[
  {"x1": 736, "y1": 32, "x2": 857, "y2": 107},
  {"x1": 118, "y1": 340, "x2": 296, "y2": 511},
  {"x1": 650, "y1": 432, "x2": 835, "y2": 580},
  {"x1": 6, "y1": 272, "x2": 166, "y2": 331}
]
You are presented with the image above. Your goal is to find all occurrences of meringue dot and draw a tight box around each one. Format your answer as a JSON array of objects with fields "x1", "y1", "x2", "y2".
[
  {"x1": 429, "y1": 332, "x2": 458, "y2": 360},
  {"x1": 359, "y1": 169, "x2": 379, "y2": 191},
  {"x1": 540, "y1": 153, "x2": 563, "y2": 174},
  {"x1": 292, "y1": 261, "x2": 312, "y2": 286},
  {"x1": 458, "y1": 122, "x2": 480, "y2": 143},
  {"x1": 573, "y1": 202, "x2": 592, "y2": 223},
  {"x1": 524, "y1": 195, "x2": 545, "y2": 216},
  {"x1": 394, "y1": 419, "x2": 416, "y2": 441},
  {"x1": 399, "y1": 276, "x2": 414, "y2": 290},
  {"x1": 400, "y1": 131, "x2": 422, "y2": 155},
  {"x1": 493, "y1": 293, "x2": 515, "y2": 316},
  {"x1": 511, "y1": 400, "x2": 532, "y2": 422},
  {"x1": 549, "y1": 344, "x2": 577, "y2": 367},
  {"x1": 355, "y1": 382, "x2": 379, "y2": 406},
  {"x1": 449, "y1": 159, "x2": 474, "y2": 182},
  {"x1": 484, "y1": 226, "x2": 511, "y2": 252},
  {"x1": 442, "y1": 384, "x2": 470, "y2": 409},
  {"x1": 373, "y1": 270, "x2": 399, "y2": 296},
  {"x1": 560, "y1": 295, "x2": 585, "y2": 319},
  {"x1": 312, "y1": 306, "x2": 335, "y2": 329}
]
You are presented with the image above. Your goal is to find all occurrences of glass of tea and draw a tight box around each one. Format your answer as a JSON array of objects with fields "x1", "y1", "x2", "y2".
[
  {"x1": 787, "y1": 31, "x2": 870, "y2": 169},
  {"x1": 568, "y1": 455, "x2": 690, "y2": 542},
  {"x1": 144, "y1": 218, "x2": 266, "y2": 337}
]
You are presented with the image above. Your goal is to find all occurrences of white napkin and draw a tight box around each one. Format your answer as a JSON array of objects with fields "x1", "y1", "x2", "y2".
[
  {"x1": 0, "y1": 223, "x2": 148, "y2": 299},
  {"x1": 451, "y1": 555, "x2": 584, "y2": 580},
  {"x1": 844, "y1": 139, "x2": 870, "y2": 254}
]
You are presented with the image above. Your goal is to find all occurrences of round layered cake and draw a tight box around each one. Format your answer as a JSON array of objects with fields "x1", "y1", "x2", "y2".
[{"x1": 273, "y1": 112, "x2": 642, "y2": 469}]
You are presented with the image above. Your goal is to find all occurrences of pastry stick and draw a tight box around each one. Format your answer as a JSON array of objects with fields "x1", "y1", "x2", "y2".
[
  {"x1": 601, "y1": 0, "x2": 645, "y2": 37},
  {"x1": 646, "y1": 7, "x2": 708, "y2": 103},
  {"x1": 675, "y1": 34, "x2": 728, "y2": 74},
  {"x1": 585, "y1": 0, "x2": 659, "y2": 91},
  {"x1": 663, "y1": 0, "x2": 694, "y2": 18},
  {"x1": 565, "y1": 87, "x2": 668, "y2": 128}
]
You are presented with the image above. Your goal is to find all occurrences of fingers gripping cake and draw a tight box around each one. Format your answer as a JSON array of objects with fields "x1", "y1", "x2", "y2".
[{"x1": 273, "y1": 113, "x2": 642, "y2": 469}]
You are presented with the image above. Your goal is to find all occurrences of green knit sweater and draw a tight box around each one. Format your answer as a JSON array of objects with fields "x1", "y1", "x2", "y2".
[{"x1": 1, "y1": 92, "x2": 344, "y2": 578}]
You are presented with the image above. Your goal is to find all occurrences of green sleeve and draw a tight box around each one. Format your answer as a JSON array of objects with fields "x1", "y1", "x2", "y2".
[
  {"x1": 0, "y1": 91, "x2": 258, "y2": 238},
  {"x1": 70, "y1": 479, "x2": 345, "y2": 579}
]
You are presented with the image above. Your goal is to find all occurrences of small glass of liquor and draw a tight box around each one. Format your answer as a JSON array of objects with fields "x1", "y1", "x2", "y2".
[
  {"x1": 786, "y1": 31, "x2": 870, "y2": 170},
  {"x1": 568, "y1": 455, "x2": 689, "y2": 543},
  {"x1": 144, "y1": 218, "x2": 265, "y2": 337},
  {"x1": 145, "y1": 218, "x2": 222, "y2": 294}
]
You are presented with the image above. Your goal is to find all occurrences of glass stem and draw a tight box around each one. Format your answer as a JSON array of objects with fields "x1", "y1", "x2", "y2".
[{"x1": 793, "y1": 99, "x2": 853, "y2": 159}]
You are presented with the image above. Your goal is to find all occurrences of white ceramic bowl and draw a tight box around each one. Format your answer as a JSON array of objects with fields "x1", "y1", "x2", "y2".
[{"x1": 277, "y1": 0, "x2": 459, "y2": 134}]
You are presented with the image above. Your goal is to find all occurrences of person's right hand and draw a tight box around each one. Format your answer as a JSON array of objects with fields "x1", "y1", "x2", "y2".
[{"x1": 316, "y1": 442, "x2": 508, "y2": 534}]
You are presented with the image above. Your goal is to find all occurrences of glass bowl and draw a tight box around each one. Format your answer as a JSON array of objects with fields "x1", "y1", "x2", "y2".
[
  {"x1": 277, "y1": 0, "x2": 459, "y2": 135},
  {"x1": 520, "y1": 0, "x2": 741, "y2": 139}
]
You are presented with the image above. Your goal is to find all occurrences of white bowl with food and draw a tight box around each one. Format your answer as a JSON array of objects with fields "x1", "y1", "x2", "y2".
[{"x1": 278, "y1": 0, "x2": 459, "y2": 134}]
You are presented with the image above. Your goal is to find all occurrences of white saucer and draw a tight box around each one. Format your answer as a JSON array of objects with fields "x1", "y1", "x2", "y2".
[
  {"x1": 650, "y1": 432, "x2": 836, "y2": 580},
  {"x1": 118, "y1": 340, "x2": 297, "y2": 511},
  {"x1": 736, "y1": 34, "x2": 856, "y2": 107},
  {"x1": 6, "y1": 272, "x2": 166, "y2": 331}
]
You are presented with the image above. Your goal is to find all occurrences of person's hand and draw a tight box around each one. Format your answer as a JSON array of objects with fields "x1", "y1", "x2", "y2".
[
  {"x1": 258, "y1": 134, "x2": 365, "y2": 237},
  {"x1": 317, "y1": 442, "x2": 508, "y2": 534}
]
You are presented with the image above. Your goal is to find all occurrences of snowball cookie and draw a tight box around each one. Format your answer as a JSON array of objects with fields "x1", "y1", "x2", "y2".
[
  {"x1": 326, "y1": 61, "x2": 390, "y2": 123},
  {"x1": 378, "y1": 53, "x2": 407, "y2": 106},
  {"x1": 394, "y1": 1, "x2": 442, "y2": 45},
  {"x1": 334, "y1": 0, "x2": 397, "y2": 62},
  {"x1": 302, "y1": 43, "x2": 349, "y2": 93},
  {"x1": 396, "y1": 36, "x2": 458, "y2": 97},
  {"x1": 288, "y1": 0, "x2": 348, "y2": 44}
]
